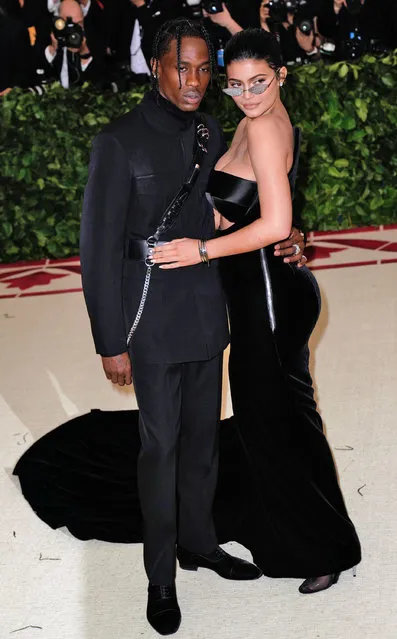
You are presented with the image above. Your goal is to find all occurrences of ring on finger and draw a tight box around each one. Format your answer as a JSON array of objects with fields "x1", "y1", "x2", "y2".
[{"x1": 293, "y1": 243, "x2": 300, "y2": 256}]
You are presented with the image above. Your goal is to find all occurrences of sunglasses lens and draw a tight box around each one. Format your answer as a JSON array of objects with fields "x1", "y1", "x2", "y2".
[
  {"x1": 250, "y1": 84, "x2": 268, "y2": 95},
  {"x1": 222, "y1": 87, "x2": 242, "y2": 97}
]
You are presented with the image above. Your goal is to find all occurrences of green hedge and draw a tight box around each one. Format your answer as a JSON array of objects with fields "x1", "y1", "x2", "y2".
[{"x1": 1, "y1": 52, "x2": 397, "y2": 262}]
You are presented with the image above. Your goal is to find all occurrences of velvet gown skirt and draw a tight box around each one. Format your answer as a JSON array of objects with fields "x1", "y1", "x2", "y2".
[
  {"x1": 216, "y1": 246, "x2": 361, "y2": 576},
  {"x1": 14, "y1": 248, "x2": 361, "y2": 578}
]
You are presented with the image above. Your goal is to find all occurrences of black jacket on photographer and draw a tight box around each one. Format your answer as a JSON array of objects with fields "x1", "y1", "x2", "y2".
[
  {"x1": 131, "y1": 0, "x2": 182, "y2": 66},
  {"x1": 317, "y1": 0, "x2": 397, "y2": 58},
  {"x1": 42, "y1": 42, "x2": 105, "y2": 88},
  {"x1": 80, "y1": 90, "x2": 229, "y2": 363},
  {"x1": 0, "y1": 8, "x2": 36, "y2": 91}
]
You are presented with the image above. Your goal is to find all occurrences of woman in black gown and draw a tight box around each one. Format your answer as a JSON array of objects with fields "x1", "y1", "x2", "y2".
[
  {"x1": 151, "y1": 28, "x2": 361, "y2": 593},
  {"x1": 14, "y1": 28, "x2": 361, "y2": 595}
]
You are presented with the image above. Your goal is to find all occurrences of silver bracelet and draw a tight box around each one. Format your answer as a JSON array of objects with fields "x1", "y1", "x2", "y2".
[{"x1": 198, "y1": 239, "x2": 210, "y2": 267}]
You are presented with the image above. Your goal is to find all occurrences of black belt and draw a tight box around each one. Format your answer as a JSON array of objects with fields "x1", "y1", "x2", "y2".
[{"x1": 127, "y1": 239, "x2": 168, "y2": 262}]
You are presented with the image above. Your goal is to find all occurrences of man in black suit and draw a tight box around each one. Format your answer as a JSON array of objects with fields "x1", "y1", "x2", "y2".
[
  {"x1": 80, "y1": 17, "x2": 304, "y2": 636},
  {"x1": 0, "y1": 0, "x2": 37, "y2": 92}
]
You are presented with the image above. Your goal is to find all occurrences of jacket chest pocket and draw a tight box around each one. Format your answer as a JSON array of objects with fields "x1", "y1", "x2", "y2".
[{"x1": 134, "y1": 172, "x2": 180, "y2": 195}]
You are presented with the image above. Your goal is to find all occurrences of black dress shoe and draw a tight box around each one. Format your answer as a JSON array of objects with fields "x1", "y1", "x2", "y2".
[
  {"x1": 147, "y1": 583, "x2": 181, "y2": 636},
  {"x1": 177, "y1": 546, "x2": 263, "y2": 580}
]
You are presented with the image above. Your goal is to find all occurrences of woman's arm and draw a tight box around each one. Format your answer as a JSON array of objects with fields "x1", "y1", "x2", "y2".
[
  {"x1": 152, "y1": 118, "x2": 293, "y2": 268},
  {"x1": 207, "y1": 118, "x2": 292, "y2": 258}
]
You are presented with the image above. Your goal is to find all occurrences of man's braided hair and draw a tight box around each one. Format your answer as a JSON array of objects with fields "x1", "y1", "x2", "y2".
[{"x1": 151, "y1": 17, "x2": 217, "y2": 90}]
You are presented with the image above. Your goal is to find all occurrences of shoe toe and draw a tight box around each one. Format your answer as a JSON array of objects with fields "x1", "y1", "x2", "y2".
[
  {"x1": 232, "y1": 560, "x2": 263, "y2": 580},
  {"x1": 149, "y1": 610, "x2": 181, "y2": 636}
]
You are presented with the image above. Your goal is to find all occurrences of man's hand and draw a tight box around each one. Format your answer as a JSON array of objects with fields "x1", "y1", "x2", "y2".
[
  {"x1": 101, "y1": 352, "x2": 132, "y2": 386},
  {"x1": 203, "y1": 3, "x2": 242, "y2": 35},
  {"x1": 203, "y1": 2, "x2": 231, "y2": 26},
  {"x1": 296, "y1": 29, "x2": 316, "y2": 53},
  {"x1": 48, "y1": 32, "x2": 58, "y2": 57},
  {"x1": 274, "y1": 227, "x2": 307, "y2": 267}
]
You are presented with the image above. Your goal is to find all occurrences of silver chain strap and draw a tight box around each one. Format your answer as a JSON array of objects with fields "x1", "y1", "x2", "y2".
[
  {"x1": 126, "y1": 264, "x2": 152, "y2": 346},
  {"x1": 126, "y1": 235, "x2": 157, "y2": 345},
  {"x1": 126, "y1": 117, "x2": 209, "y2": 347}
]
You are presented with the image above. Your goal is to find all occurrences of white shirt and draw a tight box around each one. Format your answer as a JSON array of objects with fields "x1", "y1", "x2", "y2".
[
  {"x1": 45, "y1": 46, "x2": 92, "y2": 89},
  {"x1": 130, "y1": 20, "x2": 150, "y2": 76}
]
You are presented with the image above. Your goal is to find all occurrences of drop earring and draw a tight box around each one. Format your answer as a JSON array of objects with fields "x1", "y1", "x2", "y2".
[{"x1": 279, "y1": 81, "x2": 284, "y2": 87}]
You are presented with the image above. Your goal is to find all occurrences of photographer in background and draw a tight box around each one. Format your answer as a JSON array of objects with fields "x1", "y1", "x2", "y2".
[
  {"x1": 204, "y1": 1, "x2": 321, "y2": 65},
  {"x1": 264, "y1": 0, "x2": 321, "y2": 64},
  {"x1": 39, "y1": 0, "x2": 106, "y2": 88},
  {"x1": 317, "y1": 0, "x2": 397, "y2": 60},
  {"x1": 0, "y1": 0, "x2": 42, "y2": 94},
  {"x1": 128, "y1": 0, "x2": 181, "y2": 67}
]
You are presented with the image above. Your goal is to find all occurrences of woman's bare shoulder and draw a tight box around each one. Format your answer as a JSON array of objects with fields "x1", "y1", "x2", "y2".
[{"x1": 247, "y1": 114, "x2": 293, "y2": 166}]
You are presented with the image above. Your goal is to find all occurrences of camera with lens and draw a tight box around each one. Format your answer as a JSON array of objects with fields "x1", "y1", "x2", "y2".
[
  {"x1": 203, "y1": 0, "x2": 223, "y2": 13},
  {"x1": 53, "y1": 16, "x2": 84, "y2": 49},
  {"x1": 184, "y1": 0, "x2": 223, "y2": 19},
  {"x1": 268, "y1": 0, "x2": 314, "y2": 35}
]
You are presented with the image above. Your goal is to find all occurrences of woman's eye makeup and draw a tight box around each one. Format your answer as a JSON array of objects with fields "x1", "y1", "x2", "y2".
[{"x1": 230, "y1": 77, "x2": 267, "y2": 87}]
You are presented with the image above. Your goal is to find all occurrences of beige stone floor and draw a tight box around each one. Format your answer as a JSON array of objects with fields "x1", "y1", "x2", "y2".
[{"x1": 0, "y1": 246, "x2": 396, "y2": 638}]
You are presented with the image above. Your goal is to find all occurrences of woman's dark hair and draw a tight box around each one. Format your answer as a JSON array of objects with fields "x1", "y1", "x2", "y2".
[
  {"x1": 224, "y1": 28, "x2": 283, "y2": 71},
  {"x1": 151, "y1": 17, "x2": 216, "y2": 90}
]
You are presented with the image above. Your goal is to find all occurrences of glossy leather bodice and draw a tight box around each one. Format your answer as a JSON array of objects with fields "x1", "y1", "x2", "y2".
[
  {"x1": 207, "y1": 127, "x2": 301, "y2": 230},
  {"x1": 207, "y1": 127, "x2": 316, "y2": 345}
]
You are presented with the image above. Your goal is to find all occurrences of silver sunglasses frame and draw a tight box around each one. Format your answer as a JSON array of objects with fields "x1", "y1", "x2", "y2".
[{"x1": 222, "y1": 72, "x2": 278, "y2": 98}]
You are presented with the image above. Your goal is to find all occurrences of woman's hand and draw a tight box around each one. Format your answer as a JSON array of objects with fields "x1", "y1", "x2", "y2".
[{"x1": 151, "y1": 238, "x2": 201, "y2": 269}]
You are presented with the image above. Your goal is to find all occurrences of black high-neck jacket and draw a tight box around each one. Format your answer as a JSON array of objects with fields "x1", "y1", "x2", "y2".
[{"x1": 80, "y1": 91, "x2": 229, "y2": 363}]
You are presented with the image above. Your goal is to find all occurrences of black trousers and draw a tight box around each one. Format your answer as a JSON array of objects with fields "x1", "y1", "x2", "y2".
[{"x1": 131, "y1": 355, "x2": 223, "y2": 585}]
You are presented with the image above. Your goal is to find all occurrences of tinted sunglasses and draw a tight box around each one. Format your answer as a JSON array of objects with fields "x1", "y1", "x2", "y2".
[{"x1": 222, "y1": 73, "x2": 278, "y2": 98}]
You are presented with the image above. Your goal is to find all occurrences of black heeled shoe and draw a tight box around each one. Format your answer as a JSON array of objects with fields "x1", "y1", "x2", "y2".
[
  {"x1": 299, "y1": 573, "x2": 340, "y2": 594},
  {"x1": 147, "y1": 583, "x2": 181, "y2": 635},
  {"x1": 177, "y1": 545, "x2": 263, "y2": 580},
  {"x1": 299, "y1": 566, "x2": 357, "y2": 594}
]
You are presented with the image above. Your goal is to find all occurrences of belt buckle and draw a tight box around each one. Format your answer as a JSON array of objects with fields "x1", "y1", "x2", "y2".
[{"x1": 145, "y1": 236, "x2": 156, "y2": 267}]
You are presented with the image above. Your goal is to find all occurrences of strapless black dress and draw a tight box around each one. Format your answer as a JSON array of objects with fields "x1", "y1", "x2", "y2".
[
  {"x1": 204, "y1": 129, "x2": 361, "y2": 576},
  {"x1": 13, "y1": 131, "x2": 361, "y2": 578}
]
